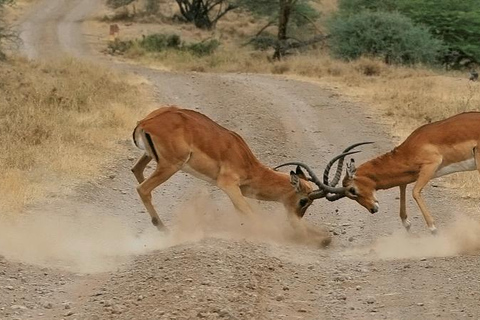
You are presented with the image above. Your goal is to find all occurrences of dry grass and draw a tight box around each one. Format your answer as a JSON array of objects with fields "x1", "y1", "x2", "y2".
[{"x1": 0, "y1": 57, "x2": 150, "y2": 213}]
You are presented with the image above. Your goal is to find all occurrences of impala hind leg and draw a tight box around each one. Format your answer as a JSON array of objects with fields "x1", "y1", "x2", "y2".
[
  {"x1": 137, "y1": 163, "x2": 179, "y2": 231},
  {"x1": 399, "y1": 184, "x2": 411, "y2": 231},
  {"x1": 131, "y1": 152, "x2": 152, "y2": 184},
  {"x1": 412, "y1": 162, "x2": 441, "y2": 234}
]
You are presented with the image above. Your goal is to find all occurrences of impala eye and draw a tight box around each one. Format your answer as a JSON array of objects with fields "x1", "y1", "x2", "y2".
[{"x1": 299, "y1": 198, "x2": 309, "y2": 207}]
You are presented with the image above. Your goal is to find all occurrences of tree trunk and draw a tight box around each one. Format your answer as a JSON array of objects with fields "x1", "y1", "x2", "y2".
[{"x1": 273, "y1": 0, "x2": 294, "y2": 60}]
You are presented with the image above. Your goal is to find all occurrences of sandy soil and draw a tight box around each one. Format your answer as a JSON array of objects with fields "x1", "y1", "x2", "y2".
[{"x1": 2, "y1": 1, "x2": 480, "y2": 319}]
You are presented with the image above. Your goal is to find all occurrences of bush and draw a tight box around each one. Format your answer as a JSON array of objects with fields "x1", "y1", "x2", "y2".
[
  {"x1": 328, "y1": 11, "x2": 445, "y2": 65},
  {"x1": 107, "y1": 38, "x2": 133, "y2": 54},
  {"x1": 185, "y1": 39, "x2": 220, "y2": 57},
  {"x1": 144, "y1": 0, "x2": 159, "y2": 14},
  {"x1": 138, "y1": 34, "x2": 181, "y2": 52},
  {"x1": 249, "y1": 35, "x2": 277, "y2": 51},
  {"x1": 338, "y1": 0, "x2": 399, "y2": 13},
  {"x1": 106, "y1": 0, "x2": 134, "y2": 9},
  {"x1": 133, "y1": 33, "x2": 220, "y2": 57}
]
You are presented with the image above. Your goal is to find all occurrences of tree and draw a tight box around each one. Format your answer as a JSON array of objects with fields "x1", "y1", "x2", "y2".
[
  {"x1": 174, "y1": 0, "x2": 238, "y2": 30},
  {"x1": 398, "y1": 0, "x2": 480, "y2": 68},
  {"x1": 237, "y1": 0, "x2": 323, "y2": 59},
  {"x1": 328, "y1": 11, "x2": 444, "y2": 65}
]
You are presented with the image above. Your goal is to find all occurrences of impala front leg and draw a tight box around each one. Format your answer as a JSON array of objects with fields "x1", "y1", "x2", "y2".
[
  {"x1": 217, "y1": 178, "x2": 254, "y2": 217},
  {"x1": 412, "y1": 162, "x2": 441, "y2": 234},
  {"x1": 399, "y1": 184, "x2": 411, "y2": 231}
]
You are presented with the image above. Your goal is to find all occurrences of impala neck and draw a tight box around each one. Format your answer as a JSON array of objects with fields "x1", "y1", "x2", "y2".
[
  {"x1": 358, "y1": 148, "x2": 418, "y2": 190},
  {"x1": 245, "y1": 165, "x2": 294, "y2": 202}
]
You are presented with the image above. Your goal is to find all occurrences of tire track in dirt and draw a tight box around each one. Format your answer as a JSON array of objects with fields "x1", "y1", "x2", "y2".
[{"x1": 5, "y1": 1, "x2": 480, "y2": 319}]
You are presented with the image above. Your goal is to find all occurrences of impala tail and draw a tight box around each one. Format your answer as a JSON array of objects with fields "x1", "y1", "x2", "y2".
[{"x1": 132, "y1": 124, "x2": 158, "y2": 161}]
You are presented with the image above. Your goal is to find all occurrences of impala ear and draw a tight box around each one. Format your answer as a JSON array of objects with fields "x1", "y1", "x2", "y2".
[
  {"x1": 295, "y1": 166, "x2": 308, "y2": 181},
  {"x1": 346, "y1": 159, "x2": 357, "y2": 178},
  {"x1": 290, "y1": 171, "x2": 302, "y2": 193}
]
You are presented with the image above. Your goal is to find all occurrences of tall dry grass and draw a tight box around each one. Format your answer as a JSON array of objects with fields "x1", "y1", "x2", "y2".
[{"x1": 0, "y1": 57, "x2": 150, "y2": 212}]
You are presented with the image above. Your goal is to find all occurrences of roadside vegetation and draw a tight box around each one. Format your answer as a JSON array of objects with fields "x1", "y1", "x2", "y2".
[
  {"x1": 0, "y1": 58, "x2": 149, "y2": 212},
  {"x1": 96, "y1": 0, "x2": 480, "y2": 196}
]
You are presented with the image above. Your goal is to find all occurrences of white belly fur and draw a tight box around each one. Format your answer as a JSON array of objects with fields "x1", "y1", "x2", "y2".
[{"x1": 434, "y1": 158, "x2": 477, "y2": 178}]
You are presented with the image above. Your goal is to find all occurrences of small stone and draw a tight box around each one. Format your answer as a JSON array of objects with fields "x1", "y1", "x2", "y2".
[
  {"x1": 356, "y1": 286, "x2": 362, "y2": 291},
  {"x1": 11, "y1": 305, "x2": 27, "y2": 310},
  {"x1": 298, "y1": 308, "x2": 307, "y2": 313},
  {"x1": 4, "y1": 285, "x2": 14, "y2": 290},
  {"x1": 109, "y1": 174, "x2": 116, "y2": 179},
  {"x1": 218, "y1": 308, "x2": 232, "y2": 318},
  {"x1": 275, "y1": 294, "x2": 284, "y2": 301},
  {"x1": 417, "y1": 302, "x2": 424, "y2": 307},
  {"x1": 64, "y1": 311, "x2": 74, "y2": 317},
  {"x1": 366, "y1": 296, "x2": 376, "y2": 304},
  {"x1": 420, "y1": 257, "x2": 427, "y2": 261},
  {"x1": 112, "y1": 304, "x2": 124, "y2": 314},
  {"x1": 43, "y1": 302, "x2": 53, "y2": 309},
  {"x1": 337, "y1": 294, "x2": 347, "y2": 301},
  {"x1": 348, "y1": 236, "x2": 355, "y2": 242}
]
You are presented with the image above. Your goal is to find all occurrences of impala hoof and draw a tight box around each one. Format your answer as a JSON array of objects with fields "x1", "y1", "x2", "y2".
[
  {"x1": 429, "y1": 226, "x2": 438, "y2": 236},
  {"x1": 402, "y1": 219, "x2": 411, "y2": 231},
  {"x1": 152, "y1": 217, "x2": 168, "y2": 232}
]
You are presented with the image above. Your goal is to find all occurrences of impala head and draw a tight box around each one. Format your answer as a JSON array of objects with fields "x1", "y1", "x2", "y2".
[
  {"x1": 287, "y1": 166, "x2": 315, "y2": 218},
  {"x1": 342, "y1": 159, "x2": 379, "y2": 214}
]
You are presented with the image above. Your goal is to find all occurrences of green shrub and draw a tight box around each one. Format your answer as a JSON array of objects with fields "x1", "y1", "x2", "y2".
[
  {"x1": 338, "y1": 0, "x2": 399, "y2": 14},
  {"x1": 106, "y1": 0, "x2": 134, "y2": 9},
  {"x1": 134, "y1": 33, "x2": 219, "y2": 56},
  {"x1": 138, "y1": 34, "x2": 181, "y2": 52},
  {"x1": 328, "y1": 11, "x2": 445, "y2": 65},
  {"x1": 107, "y1": 38, "x2": 133, "y2": 54},
  {"x1": 249, "y1": 35, "x2": 277, "y2": 51},
  {"x1": 185, "y1": 39, "x2": 220, "y2": 57}
]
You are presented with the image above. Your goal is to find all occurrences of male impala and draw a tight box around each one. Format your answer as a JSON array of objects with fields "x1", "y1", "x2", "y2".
[
  {"x1": 280, "y1": 112, "x2": 480, "y2": 234},
  {"x1": 131, "y1": 106, "x2": 350, "y2": 231}
]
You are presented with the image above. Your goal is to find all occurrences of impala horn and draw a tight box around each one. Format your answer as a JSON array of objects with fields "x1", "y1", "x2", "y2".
[
  {"x1": 274, "y1": 151, "x2": 359, "y2": 196},
  {"x1": 323, "y1": 142, "x2": 374, "y2": 187}
]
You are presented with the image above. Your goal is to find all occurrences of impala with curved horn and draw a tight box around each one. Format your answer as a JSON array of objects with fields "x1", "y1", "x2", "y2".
[
  {"x1": 310, "y1": 112, "x2": 480, "y2": 234},
  {"x1": 131, "y1": 106, "x2": 352, "y2": 231}
]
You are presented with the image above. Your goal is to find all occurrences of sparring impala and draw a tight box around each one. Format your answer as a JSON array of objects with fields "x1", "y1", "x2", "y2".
[
  {"x1": 131, "y1": 106, "x2": 356, "y2": 231},
  {"x1": 278, "y1": 112, "x2": 480, "y2": 234}
]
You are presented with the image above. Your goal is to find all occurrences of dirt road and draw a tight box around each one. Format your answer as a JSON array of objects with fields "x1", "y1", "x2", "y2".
[{"x1": 2, "y1": 1, "x2": 480, "y2": 319}]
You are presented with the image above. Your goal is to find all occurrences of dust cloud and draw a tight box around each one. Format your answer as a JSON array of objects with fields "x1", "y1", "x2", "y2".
[
  {"x1": 168, "y1": 192, "x2": 332, "y2": 249},
  {"x1": 0, "y1": 192, "x2": 330, "y2": 274},
  {"x1": 347, "y1": 215, "x2": 480, "y2": 260},
  {"x1": 0, "y1": 212, "x2": 169, "y2": 273}
]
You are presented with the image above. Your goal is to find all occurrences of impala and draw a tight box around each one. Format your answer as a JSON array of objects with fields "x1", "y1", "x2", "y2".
[
  {"x1": 131, "y1": 106, "x2": 354, "y2": 231},
  {"x1": 278, "y1": 112, "x2": 480, "y2": 234}
]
